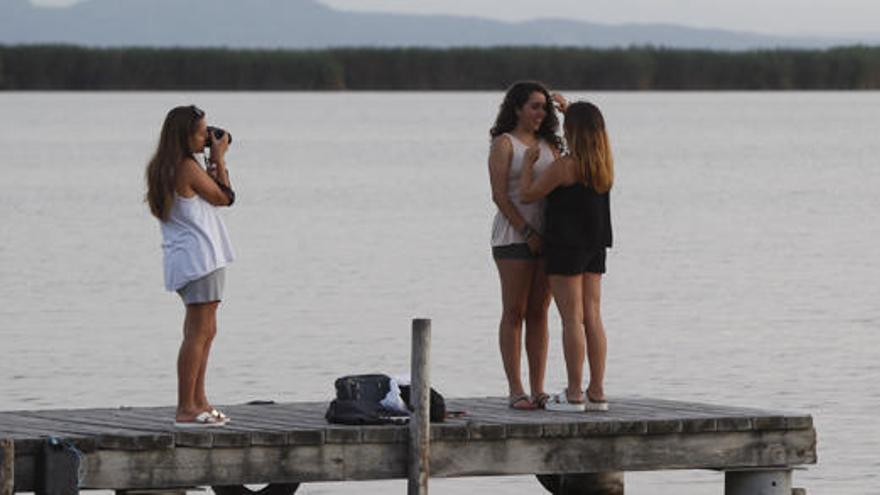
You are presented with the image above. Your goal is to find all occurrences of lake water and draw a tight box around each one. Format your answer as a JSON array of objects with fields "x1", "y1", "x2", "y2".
[{"x1": 0, "y1": 91, "x2": 878, "y2": 494}]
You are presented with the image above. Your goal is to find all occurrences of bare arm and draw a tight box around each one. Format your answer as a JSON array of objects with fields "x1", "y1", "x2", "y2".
[
  {"x1": 520, "y1": 155, "x2": 569, "y2": 204},
  {"x1": 179, "y1": 158, "x2": 233, "y2": 206},
  {"x1": 206, "y1": 131, "x2": 232, "y2": 189},
  {"x1": 488, "y1": 136, "x2": 531, "y2": 233}
]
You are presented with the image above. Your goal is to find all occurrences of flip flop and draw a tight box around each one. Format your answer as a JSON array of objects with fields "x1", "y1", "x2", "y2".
[
  {"x1": 174, "y1": 411, "x2": 226, "y2": 428},
  {"x1": 508, "y1": 394, "x2": 536, "y2": 410},
  {"x1": 211, "y1": 408, "x2": 231, "y2": 422},
  {"x1": 585, "y1": 394, "x2": 609, "y2": 412},
  {"x1": 544, "y1": 391, "x2": 585, "y2": 412}
]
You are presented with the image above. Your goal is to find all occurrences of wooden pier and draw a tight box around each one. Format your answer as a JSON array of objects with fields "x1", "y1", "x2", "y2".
[
  {"x1": 1, "y1": 395, "x2": 816, "y2": 494},
  {"x1": 0, "y1": 321, "x2": 817, "y2": 494}
]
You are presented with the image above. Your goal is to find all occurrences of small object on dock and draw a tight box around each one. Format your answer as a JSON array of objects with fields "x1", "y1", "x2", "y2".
[{"x1": 36, "y1": 437, "x2": 81, "y2": 495}]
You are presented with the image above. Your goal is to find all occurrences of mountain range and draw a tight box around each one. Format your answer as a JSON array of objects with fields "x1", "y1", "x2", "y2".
[{"x1": 0, "y1": 0, "x2": 872, "y2": 50}]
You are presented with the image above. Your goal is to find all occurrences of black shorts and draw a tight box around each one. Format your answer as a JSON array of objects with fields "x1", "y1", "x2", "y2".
[
  {"x1": 492, "y1": 243, "x2": 539, "y2": 260},
  {"x1": 545, "y1": 246, "x2": 607, "y2": 275}
]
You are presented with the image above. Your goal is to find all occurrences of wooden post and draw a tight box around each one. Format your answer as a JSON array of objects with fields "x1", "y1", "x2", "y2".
[
  {"x1": 725, "y1": 469, "x2": 791, "y2": 495},
  {"x1": 408, "y1": 318, "x2": 431, "y2": 495},
  {"x1": 1, "y1": 438, "x2": 13, "y2": 495}
]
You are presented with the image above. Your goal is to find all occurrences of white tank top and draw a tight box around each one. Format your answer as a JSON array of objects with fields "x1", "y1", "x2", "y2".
[
  {"x1": 491, "y1": 133, "x2": 555, "y2": 246},
  {"x1": 160, "y1": 194, "x2": 235, "y2": 291}
]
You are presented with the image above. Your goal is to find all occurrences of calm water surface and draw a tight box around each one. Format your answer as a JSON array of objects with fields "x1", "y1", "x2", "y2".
[{"x1": 1, "y1": 91, "x2": 878, "y2": 494}]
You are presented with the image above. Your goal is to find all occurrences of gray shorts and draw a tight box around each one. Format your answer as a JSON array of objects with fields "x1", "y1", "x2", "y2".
[{"x1": 177, "y1": 268, "x2": 226, "y2": 305}]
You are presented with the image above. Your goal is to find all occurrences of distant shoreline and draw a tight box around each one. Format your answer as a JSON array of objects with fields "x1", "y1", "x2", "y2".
[{"x1": 2, "y1": 45, "x2": 879, "y2": 90}]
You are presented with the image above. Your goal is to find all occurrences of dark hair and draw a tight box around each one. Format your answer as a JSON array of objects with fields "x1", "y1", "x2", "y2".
[
  {"x1": 489, "y1": 81, "x2": 563, "y2": 151},
  {"x1": 145, "y1": 105, "x2": 204, "y2": 221}
]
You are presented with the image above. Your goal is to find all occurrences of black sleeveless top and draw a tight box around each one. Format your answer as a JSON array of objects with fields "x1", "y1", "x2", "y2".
[{"x1": 544, "y1": 182, "x2": 612, "y2": 249}]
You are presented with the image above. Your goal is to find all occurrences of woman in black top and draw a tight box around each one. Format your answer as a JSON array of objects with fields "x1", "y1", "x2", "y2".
[{"x1": 520, "y1": 100, "x2": 614, "y2": 412}]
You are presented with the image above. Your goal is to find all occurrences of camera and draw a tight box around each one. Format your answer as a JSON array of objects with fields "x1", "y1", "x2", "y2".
[{"x1": 205, "y1": 126, "x2": 233, "y2": 148}]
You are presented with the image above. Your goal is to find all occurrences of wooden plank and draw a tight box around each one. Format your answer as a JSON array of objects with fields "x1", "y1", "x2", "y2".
[
  {"x1": 12, "y1": 411, "x2": 173, "y2": 451},
  {"x1": 80, "y1": 445, "x2": 348, "y2": 489},
  {"x1": 173, "y1": 431, "x2": 213, "y2": 449},
  {"x1": 577, "y1": 419, "x2": 647, "y2": 437},
  {"x1": 324, "y1": 427, "x2": 361, "y2": 444},
  {"x1": 429, "y1": 424, "x2": 468, "y2": 441},
  {"x1": 286, "y1": 430, "x2": 324, "y2": 446},
  {"x1": 73, "y1": 427, "x2": 816, "y2": 489},
  {"x1": 361, "y1": 426, "x2": 407, "y2": 444},
  {"x1": 0, "y1": 396, "x2": 812, "y2": 447},
  {"x1": 505, "y1": 423, "x2": 542, "y2": 438},
  {"x1": 429, "y1": 430, "x2": 817, "y2": 478},
  {"x1": 466, "y1": 423, "x2": 505, "y2": 441}
]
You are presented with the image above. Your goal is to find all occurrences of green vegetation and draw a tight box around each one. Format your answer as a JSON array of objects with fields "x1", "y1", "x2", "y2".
[{"x1": 2, "y1": 45, "x2": 880, "y2": 90}]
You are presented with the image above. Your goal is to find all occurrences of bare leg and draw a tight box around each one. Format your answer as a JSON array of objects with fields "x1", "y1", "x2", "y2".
[
  {"x1": 524, "y1": 260, "x2": 551, "y2": 399},
  {"x1": 495, "y1": 259, "x2": 536, "y2": 403},
  {"x1": 583, "y1": 274, "x2": 607, "y2": 401},
  {"x1": 549, "y1": 274, "x2": 585, "y2": 402},
  {"x1": 194, "y1": 303, "x2": 218, "y2": 411},
  {"x1": 176, "y1": 302, "x2": 218, "y2": 421}
]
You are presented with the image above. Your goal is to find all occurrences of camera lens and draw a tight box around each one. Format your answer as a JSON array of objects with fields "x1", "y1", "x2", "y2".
[{"x1": 205, "y1": 126, "x2": 233, "y2": 147}]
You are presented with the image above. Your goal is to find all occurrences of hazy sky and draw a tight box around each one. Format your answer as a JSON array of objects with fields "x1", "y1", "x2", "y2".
[{"x1": 28, "y1": 0, "x2": 877, "y2": 37}]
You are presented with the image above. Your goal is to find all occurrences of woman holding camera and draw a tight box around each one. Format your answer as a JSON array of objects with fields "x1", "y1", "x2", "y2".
[
  {"x1": 145, "y1": 105, "x2": 236, "y2": 427},
  {"x1": 488, "y1": 81, "x2": 564, "y2": 410}
]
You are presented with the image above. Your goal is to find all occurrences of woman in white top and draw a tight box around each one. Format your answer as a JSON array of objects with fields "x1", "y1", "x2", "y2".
[
  {"x1": 488, "y1": 81, "x2": 564, "y2": 409},
  {"x1": 145, "y1": 105, "x2": 236, "y2": 427}
]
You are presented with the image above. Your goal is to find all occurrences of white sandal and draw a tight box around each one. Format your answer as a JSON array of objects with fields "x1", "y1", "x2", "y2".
[
  {"x1": 174, "y1": 411, "x2": 226, "y2": 428},
  {"x1": 585, "y1": 396, "x2": 609, "y2": 412},
  {"x1": 544, "y1": 391, "x2": 586, "y2": 412},
  {"x1": 211, "y1": 408, "x2": 231, "y2": 422}
]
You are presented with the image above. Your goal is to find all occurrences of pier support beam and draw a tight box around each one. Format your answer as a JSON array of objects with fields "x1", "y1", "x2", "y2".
[
  {"x1": 725, "y1": 469, "x2": 791, "y2": 495},
  {"x1": 1, "y1": 438, "x2": 13, "y2": 495},
  {"x1": 408, "y1": 318, "x2": 431, "y2": 495},
  {"x1": 536, "y1": 472, "x2": 624, "y2": 494}
]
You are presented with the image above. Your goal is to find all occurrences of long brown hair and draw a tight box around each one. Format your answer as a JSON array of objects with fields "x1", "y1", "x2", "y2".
[
  {"x1": 490, "y1": 80, "x2": 564, "y2": 152},
  {"x1": 564, "y1": 101, "x2": 614, "y2": 193},
  {"x1": 145, "y1": 105, "x2": 203, "y2": 221}
]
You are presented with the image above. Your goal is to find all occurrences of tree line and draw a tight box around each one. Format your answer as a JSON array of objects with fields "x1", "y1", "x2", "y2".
[{"x1": 2, "y1": 44, "x2": 880, "y2": 90}]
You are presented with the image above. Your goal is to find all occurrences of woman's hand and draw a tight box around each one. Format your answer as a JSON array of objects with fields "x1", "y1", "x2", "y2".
[
  {"x1": 209, "y1": 131, "x2": 230, "y2": 164},
  {"x1": 526, "y1": 233, "x2": 542, "y2": 255},
  {"x1": 551, "y1": 92, "x2": 568, "y2": 114}
]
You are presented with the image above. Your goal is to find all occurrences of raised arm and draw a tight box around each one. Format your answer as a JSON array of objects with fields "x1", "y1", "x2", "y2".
[
  {"x1": 520, "y1": 153, "x2": 569, "y2": 204},
  {"x1": 488, "y1": 135, "x2": 531, "y2": 233},
  {"x1": 179, "y1": 158, "x2": 233, "y2": 206},
  {"x1": 181, "y1": 131, "x2": 235, "y2": 206}
]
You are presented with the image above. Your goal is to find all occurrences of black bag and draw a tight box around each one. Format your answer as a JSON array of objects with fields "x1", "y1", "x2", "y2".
[
  {"x1": 334, "y1": 374, "x2": 392, "y2": 403},
  {"x1": 324, "y1": 398, "x2": 407, "y2": 425},
  {"x1": 325, "y1": 374, "x2": 409, "y2": 425},
  {"x1": 399, "y1": 385, "x2": 446, "y2": 422}
]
